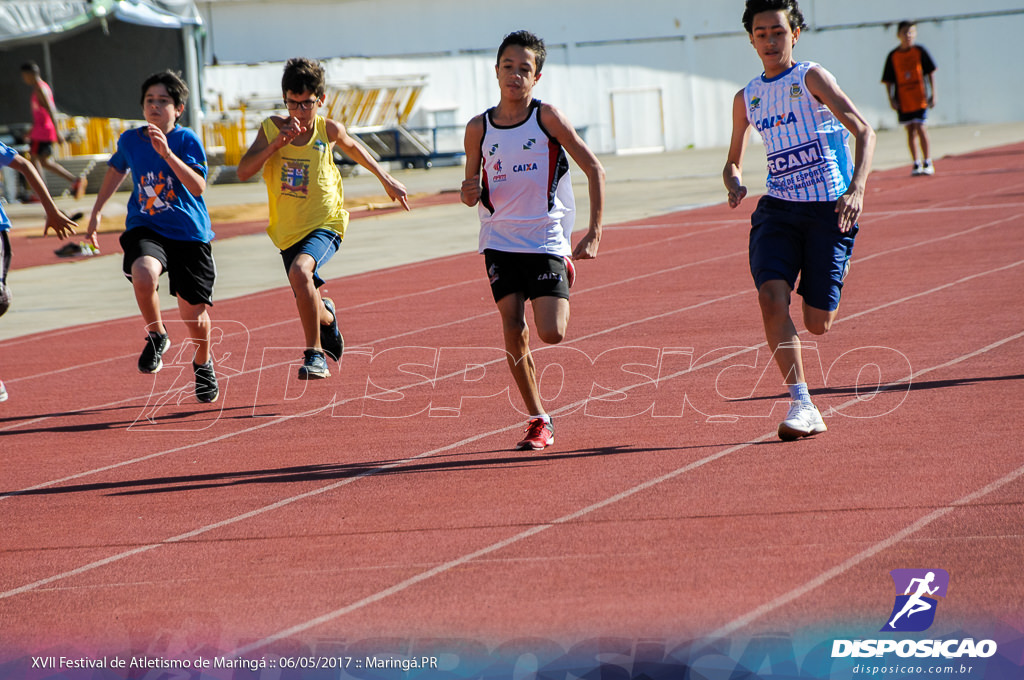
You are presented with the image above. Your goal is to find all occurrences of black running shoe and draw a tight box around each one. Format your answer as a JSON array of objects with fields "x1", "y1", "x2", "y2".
[
  {"x1": 193, "y1": 360, "x2": 219, "y2": 403},
  {"x1": 320, "y1": 297, "x2": 344, "y2": 362},
  {"x1": 298, "y1": 349, "x2": 330, "y2": 380},
  {"x1": 138, "y1": 332, "x2": 170, "y2": 373}
]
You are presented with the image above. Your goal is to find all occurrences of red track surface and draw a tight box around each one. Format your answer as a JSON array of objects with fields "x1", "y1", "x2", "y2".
[
  {"x1": 6, "y1": 191, "x2": 460, "y2": 271},
  {"x1": 1, "y1": 146, "x2": 1022, "y2": 662}
]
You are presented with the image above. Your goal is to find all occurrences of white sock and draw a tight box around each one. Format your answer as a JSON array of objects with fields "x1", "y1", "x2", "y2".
[{"x1": 787, "y1": 383, "x2": 811, "y2": 404}]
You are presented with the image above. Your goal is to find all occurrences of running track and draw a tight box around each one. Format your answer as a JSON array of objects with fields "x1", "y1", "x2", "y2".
[{"x1": 1, "y1": 145, "x2": 1022, "y2": 674}]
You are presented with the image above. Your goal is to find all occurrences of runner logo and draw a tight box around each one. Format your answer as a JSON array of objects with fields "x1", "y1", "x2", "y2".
[{"x1": 882, "y1": 569, "x2": 949, "y2": 632}]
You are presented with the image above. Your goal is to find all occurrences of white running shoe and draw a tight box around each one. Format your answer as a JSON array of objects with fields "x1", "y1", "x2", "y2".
[{"x1": 778, "y1": 401, "x2": 827, "y2": 441}]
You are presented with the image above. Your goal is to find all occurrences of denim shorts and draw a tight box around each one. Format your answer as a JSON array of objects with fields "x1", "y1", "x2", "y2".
[{"x1": 279, "y1": 228, "x2": 342, "y2": 288}]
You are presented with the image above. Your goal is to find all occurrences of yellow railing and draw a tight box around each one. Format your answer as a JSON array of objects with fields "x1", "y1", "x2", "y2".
[{"x1": 50, "y1": 77, "x2": 426, "y2": 167}]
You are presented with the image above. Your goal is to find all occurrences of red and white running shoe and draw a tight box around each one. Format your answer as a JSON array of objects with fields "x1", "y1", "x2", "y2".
[{"x1": 516, "y1": 417, "x2": 554, "y2": 451}]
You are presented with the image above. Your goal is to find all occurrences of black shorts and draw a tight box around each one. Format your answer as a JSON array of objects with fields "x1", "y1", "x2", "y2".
[
  {"x1": 483, "y1": 249, "x2": 570, "y2": 303},
  {"x1": 0, "y1": 230, "x2": 10, "y2": 285},
  {"x1": 0, "y1": 231, "x2": 11, "y2": 316},
  {"x1": 30, "y1": 140, "x2": 55, "y2": 159},
  {"x1": 120, "y1": 226, "x2": 216, "y2": 306}
]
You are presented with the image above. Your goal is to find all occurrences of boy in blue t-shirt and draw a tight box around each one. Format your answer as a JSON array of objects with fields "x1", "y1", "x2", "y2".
[
  {"x1": 1, "y1": 140, "x2": 78, "y2": 401},
  {"x1": 86, "y1": 70, "x2": 219, "y2": 403}
]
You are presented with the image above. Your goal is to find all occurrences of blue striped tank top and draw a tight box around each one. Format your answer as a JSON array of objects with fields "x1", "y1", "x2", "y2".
[{"x1": 744, "y1": 61, "x2": 853, "y2": 202}]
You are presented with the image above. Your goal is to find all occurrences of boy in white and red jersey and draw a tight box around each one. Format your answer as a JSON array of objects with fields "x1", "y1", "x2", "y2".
[
  {"x1": 723, "y1": 0, "x2": 876, "y2": 441},
  {"x1": 461, "y1": 30, "x2": 605, "y2": 451}
]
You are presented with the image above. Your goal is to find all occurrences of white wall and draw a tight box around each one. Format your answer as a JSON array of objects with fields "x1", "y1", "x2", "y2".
[{"x1": 198, "y1": 0, "x2": 1024, "y2": 153}]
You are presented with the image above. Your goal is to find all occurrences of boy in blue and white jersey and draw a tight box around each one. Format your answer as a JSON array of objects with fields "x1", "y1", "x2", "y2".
[{"x1": 723, "y1": 0, "x2": 876, "y2": 441}]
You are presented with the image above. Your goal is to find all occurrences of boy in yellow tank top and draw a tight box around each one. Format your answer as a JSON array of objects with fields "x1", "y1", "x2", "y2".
[{"x1": 238, "y1": 57, "x2": 409, "y2": 379}]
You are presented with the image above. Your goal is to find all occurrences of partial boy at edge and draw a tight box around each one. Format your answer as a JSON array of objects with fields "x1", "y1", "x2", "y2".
[{"x1": 1, "y1": 139, "x2": 79, "y2": 401}]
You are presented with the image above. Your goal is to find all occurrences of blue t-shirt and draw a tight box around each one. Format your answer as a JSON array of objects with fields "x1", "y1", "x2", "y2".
[
  {"x1": 0, "y1": 141, "x2": 18, "y2": 232},
  {"x1": 109, "y1": 125, "x2": 214, "y2": 242}
]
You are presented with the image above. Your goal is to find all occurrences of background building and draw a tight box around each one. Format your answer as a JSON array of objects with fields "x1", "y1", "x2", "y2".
[
  {"x1": 198, "y1": 0, "x2": 1023, "y2": 153},
  {"x1": 1, "y1": 1, "x2": 1020, "y2": 158}
]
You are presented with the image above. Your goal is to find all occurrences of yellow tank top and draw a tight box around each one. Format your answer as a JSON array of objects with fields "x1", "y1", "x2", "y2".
[{"x1": 262, "y1": 115, "x2": 349, "y2": 250}]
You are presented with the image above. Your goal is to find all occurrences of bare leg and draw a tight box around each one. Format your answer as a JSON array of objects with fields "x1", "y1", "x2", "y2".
[
  {"x1": 496, "y1": 293, "x2": 544, "y2": 416},
  {"x1": 131, "y1": 256, "x2": 166, "y2": 335},
  {"x1": 758, "y1": 280, "x2": 804, "y2": 386},
  {"x1": 177, "y1": 297, "x2": 212, "y2": 365},
  {"x1": 287, "y1": 253, "x2": 327, "y2": 351}
]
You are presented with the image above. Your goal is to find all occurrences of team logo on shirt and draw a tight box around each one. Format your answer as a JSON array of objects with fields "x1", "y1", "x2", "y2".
[
  {"x1": 767, "y1": 140, "x2": 824, "y2": 176},
  {"x1": 280, "y1": 159, "x2": 310, "y2": 198},
  {"x1": 749, "y1": 96, "x2": 761, "y2": 112},
  {"x1": 491, "y1": 159, "x2": 507, "y2": 183},
  {"x1": 754, "y1": 110, "x2": 799, "y2": 132},
  {"x1": 523, "y1": 138, "x2": 536, "y2": 150},
  {"x1": 489, "y1": 143, "x2": 499, "y2": 156},
  {"x1": 790, "y1": 83, "x2": 803, "y2": 99},
  {"x1": 138, "y1": 170, "x2": 177, "y2": 215}
]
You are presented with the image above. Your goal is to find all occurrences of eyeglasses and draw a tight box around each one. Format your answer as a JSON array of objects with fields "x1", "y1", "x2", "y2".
[{"x1": 284, "y1": 98, "x2": 318, "y2": 111}]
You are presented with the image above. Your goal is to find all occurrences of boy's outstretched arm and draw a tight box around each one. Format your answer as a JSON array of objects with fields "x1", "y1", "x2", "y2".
[
  {"x1": 539, "y1": 104, "x2": 604, "y2": 260},
  {"x1": 723, "y1": 90, "x2": 751, "y2": 209},
  {"x1": 9, "y1": 155, "x2": 76, "y2": 239},
  {"x1": 327, "y1": 119, "x2": 410, "y2": 210},
  {"x1": 86, "y1": 166, "x2": 128, "y2": 249},
  {"x1": 460, "y1": 115, "x2": 484, "y2": 208},
  {"x1": 805, "y1": 66, "x2": 876, "y2": 232}
]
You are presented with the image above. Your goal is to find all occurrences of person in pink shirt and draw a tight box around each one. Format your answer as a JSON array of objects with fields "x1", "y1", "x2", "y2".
[{"x1": 20, "y1": 62, "x2": 86, "y2": 200}]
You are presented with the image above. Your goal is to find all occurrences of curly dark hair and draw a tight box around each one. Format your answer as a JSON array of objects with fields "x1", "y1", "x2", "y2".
[
  {"x1": 140, "y1": 70, "x2": 189, "y2": 119},
  {"x1": 496, "y1": 30, "x2": 547, "y2": 75},
  {"x1": 282, "y1": 57, "x2": 326, "y2": 98},
  {"x1": 742, "y1": 0, "x2": 807, "y2": 34}
]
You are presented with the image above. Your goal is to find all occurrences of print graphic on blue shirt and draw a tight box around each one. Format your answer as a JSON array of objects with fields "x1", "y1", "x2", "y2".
[{"x1": 138, "y1": 170, "x2": 178, "y2": 215}]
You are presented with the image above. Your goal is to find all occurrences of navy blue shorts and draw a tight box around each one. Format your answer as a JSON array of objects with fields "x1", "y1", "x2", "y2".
[
  {"x1": 483, "y1": 249, "x2": 570, "y2": 303},
  {"x1": 280, "y1": 228, "x2": 342, "y2": 288},
  {"x1": 898, "y1": 109, "x2": 928, "y2": 125},
  {"x1": 749, "y1": 195, "x2": 857, "y2": 312}
]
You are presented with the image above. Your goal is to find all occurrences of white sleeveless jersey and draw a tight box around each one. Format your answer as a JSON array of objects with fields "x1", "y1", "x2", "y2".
[
  {"x1": 744, "y1": 61, "x2": 853, "y2": 202},
  {"x1": 477, "y1": 100, "x2": 575, "y2": 256}
]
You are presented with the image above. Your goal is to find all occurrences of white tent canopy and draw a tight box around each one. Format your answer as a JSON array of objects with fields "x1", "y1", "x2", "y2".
[
  {"x1": 0, "y1": 1, "x2": 201, "y2": 46},
  {"x1": 0, "y1": 1, "x2": 203, "y2": 127}
]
